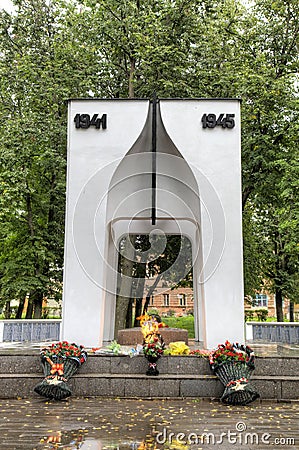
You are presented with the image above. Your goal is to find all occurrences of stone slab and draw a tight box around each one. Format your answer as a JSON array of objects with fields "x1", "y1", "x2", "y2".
[
  {"x1": 125, "y1": 378, "x2": 150, "y2": 397},
  {"x1": 79, "y1": 356, "x2": 111, "y2": 374},
  {"x1": 251, "y1": 378, "x2": 281, "y2": 400},
  {"x1": 180, "y1": 378, "x2": 223, "y2": 398},
  {"x1": 167, "y1": 356, "x2": 209, "y2": 375},
  {"x1": 71, "y1": 376, "x2": 110, "y2": 397},
  {"x1": 110, "y1": 356, "x2": 148, "y2": 374},
  {"x1": 1, "y1": 354, "x2": 299, "y2": 377},
  {"x1": 255, "y1": 357, "x2": 299, "y2": 377},
  {"x1": 110, "y1": 378, "x2": 126, "y2": 397},
  {"x1": 0, "y1": 373, "x2": 298, "y2": 401},
  {"x1": 149, "y1": 379, "x2": 180, "y2": 397},
  {"x1": 281, "y1": 380, "x2": 299, "y2": 400},
  {"x1": 117, "y1": 327, "x2": 188, "y2": 345},
  {"x1": 0, "y1": 355, "x2": 42, "y2": 374}
]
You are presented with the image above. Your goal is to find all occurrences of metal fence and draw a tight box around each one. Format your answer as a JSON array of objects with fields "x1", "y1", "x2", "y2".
[
  {"x1": 246, "y1": 322, "x2": 299, "y2": 344},
  {"x1": 0, "y1": 320, "x2": 61, "y2": 342}
]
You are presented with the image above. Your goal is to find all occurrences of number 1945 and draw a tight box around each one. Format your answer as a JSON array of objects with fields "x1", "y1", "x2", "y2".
[{"x1": 201, "y1": 113, "x2": 235, "y2": 129}]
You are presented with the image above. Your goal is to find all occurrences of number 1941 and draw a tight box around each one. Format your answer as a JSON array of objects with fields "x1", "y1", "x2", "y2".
[
  {"x1": 74, "y1": 113, "x2": 107, "y2": 129},
  {"x1": 201, "y1": 113, "x2": 235, "y2": 129}
]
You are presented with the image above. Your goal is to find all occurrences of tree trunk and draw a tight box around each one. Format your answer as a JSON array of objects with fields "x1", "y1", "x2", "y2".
[
  {"x1": 275, "y1": 288, "x2": 284, "y2": 322},
  {"x1": 114, "y1": 235, "x2": 136, "y2": 338},
  {"x1": 16, "y1": 296, "x2": 26, "y2": 319},
  {"x1": 289, "y1": 301, "x2": 294, "y2": 322},
  {"x1": 33, "y1": 292, "x2": 44, "y2": 319},
  {"x1": 128, "y1": 57, "x2": 135, "y2": 98},
  {"x1": 143, "y1": 274, "x2": 162, "y2": 314},
  {"x1": 3, "y1": 301, "x2": 12, "y2": 319},
  {"x1": 133, "y1": 262, "x2": 146, "y2": 326},
  {"x1": 134, "y1": 299, "x2": 143, "y2": 326},
  {"x1": 126, "y1": 298, "x2": 133, "y2": 328},
  {"x1": 25, "y1": 296, "x2": 34, "y2": 319}
]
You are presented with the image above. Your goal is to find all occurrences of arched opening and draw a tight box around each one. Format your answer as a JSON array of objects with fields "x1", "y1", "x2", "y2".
[
  {"x1": 102, "y1": 102, "x2": 205, "y2": 342},
  {"x1": 115, "y1": 233, "x2": 194, "y2": 337}
]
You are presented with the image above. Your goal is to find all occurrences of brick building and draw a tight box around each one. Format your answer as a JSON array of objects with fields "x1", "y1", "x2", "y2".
[
  {"x1": 145, "y1": 282, "x2": 299, "y2": 321},
  {"x1": 145, "y1": 285, "x2": 194, "y2": 317},
  {"x1": 246, "y1": 292, "x2": 299, "y2": 321}
]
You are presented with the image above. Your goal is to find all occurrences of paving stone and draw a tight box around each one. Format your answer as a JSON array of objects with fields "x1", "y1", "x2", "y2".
[{"x1": 1, "y1": 397, "x2": 298, "y2": 450}]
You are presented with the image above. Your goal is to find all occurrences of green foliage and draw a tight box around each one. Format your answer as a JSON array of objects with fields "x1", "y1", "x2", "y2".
[
  {"x1": 163, "y1": 315, "x2": 195, "y2": 339},
  {"x1": 0, "y1": 0, "x2": 298, "y2": 321},
  {"x1": 255, "y1": 309, "x2": 268, "y2": 322}
]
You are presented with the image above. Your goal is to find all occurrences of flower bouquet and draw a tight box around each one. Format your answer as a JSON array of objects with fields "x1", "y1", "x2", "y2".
[
  {"x1": 143, "y1": 335, "x2": 164, "y2": 375},
  {"x1": 209, "y1": 340, "x2": 260, "y2": 405},
  {"x1": 34, "y1": 341, "x2": 87, "y2": 400},
  {"x1": 139, "y1": 313, "x2": 165, "y2": 375}
]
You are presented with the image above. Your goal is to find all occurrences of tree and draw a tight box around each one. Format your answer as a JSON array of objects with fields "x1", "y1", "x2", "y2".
[
  {"x1": 0, "y1": 0, "x2": 298, "y2": 324},
  {"x1": 239, "y1": 0, "x2": 299, "y2": 318},
  {"x1": 0, "y1": 0, "x2": 104, "y2": 316}
]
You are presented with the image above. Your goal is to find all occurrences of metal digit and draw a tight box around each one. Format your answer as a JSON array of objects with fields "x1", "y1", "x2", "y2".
[
  {"x1": 216, "y1": 113, "x2": 226, "y2": 127},
  {"x1": 80, "y1": 114, "x2": 90, "y2": 129},
  {"x1": 90, "y1": 114, "x2": 98, "y2": 127},
  {"x1": 225, "y1": 114, "x2": 235, "y2": 129},
  {"x1": 74, "y1": 114, "x2": 81, "y2": 128},
  {"x1": 207, "y1": 113, "x2": 216, "y2": 128},
  {"x1": 201, "y1": 114, "x2": 208, "y2": 129}
]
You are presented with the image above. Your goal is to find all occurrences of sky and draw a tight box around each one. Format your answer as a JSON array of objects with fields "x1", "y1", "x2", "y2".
[
  {"x1": 0, "y1": 0, "x2": 253, "y2": 14},
  {"x1": 0, "y1": 0, "x2": 14, "y2": 13}
]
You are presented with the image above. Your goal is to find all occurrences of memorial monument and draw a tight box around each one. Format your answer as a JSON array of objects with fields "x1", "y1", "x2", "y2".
[{"x1": 61, "y1": 98, "x2": 244, "y2": 349}]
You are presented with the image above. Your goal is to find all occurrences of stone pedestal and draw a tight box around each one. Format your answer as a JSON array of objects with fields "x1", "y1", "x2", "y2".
[{"x1": 117, "y1": 327, "x2": 188, "y2": 345}]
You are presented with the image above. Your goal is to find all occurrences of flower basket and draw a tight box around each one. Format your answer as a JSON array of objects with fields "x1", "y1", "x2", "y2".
[
  {"x1": 210, "y1": 341, "x2": 259, "y2": 406},
  {"x1": 34, "y1": 341, "x2": 87, "y2": 400}
]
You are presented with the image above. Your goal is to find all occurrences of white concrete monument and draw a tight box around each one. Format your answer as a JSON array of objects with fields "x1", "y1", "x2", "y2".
[{"x1": 61, "y1": 98, "x2": 244, "y2": 349}]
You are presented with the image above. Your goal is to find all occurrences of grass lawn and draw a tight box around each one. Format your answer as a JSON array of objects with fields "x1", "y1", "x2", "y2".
[{"x1": 162, "y1": 315, "x2": 195, "y2": 339}]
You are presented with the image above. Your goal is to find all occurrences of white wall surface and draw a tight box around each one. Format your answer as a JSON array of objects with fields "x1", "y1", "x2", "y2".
[{"x1": 62, "y1": 99, "x2": 244, "y2": 349}]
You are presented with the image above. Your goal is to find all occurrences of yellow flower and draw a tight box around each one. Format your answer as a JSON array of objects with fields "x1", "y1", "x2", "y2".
[
  {"x1": 138, "y1": 313, "x2": 159, "y2": 338},
  {"x1": 167, "y1": 341, "x2": 190, "y2": 355}
]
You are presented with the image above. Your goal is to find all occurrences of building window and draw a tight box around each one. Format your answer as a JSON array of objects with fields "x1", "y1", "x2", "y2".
[
  {"x1": 163, "y1": 294, "x2": 169, "y2": 306},
  {"x1": 254, "y1": 294, "x2": 268, "y2": 308},
  {"x1": 178, "y1": 294, "x2": 186, "y2": 307}
]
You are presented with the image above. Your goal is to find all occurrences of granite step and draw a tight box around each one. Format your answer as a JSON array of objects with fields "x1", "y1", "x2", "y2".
[
  {"x1": 0, "y1": 353, "x2": 298, "y2": 376},
  {"x1": 0, "y1": 372, "x2": 298, "y2": 401},
  {"x1": 0, "y1": 353, "x2": 298, "y2": 400}
]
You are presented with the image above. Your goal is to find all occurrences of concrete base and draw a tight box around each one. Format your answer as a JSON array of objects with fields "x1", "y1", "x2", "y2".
[
  {"x1": 117, "y1": 327, "x2": 188, "y2": 345},
  {"x1": 0, "y1": 351, "x2": 298, "y2": 400}
]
